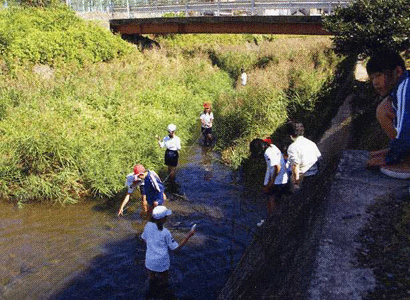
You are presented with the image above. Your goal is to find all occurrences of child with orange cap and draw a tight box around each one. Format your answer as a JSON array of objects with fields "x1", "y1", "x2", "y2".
[{"x1": 200, "y1": 102, "x2": 214, "y2": 146}]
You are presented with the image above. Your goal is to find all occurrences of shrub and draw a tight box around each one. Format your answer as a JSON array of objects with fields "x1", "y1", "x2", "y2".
[
  {"x1": 0, "y1": 5, "x2": 133, "y2": 71},
  {"x1": 324, "y1": 0, "x2": 410, "y2": 57}
]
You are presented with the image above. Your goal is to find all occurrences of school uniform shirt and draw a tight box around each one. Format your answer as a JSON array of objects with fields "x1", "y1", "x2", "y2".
[
  {"x1": 159, "y1": 135, "x2": 181, "y2": 151},
  {"x1": 200, "y1": 112, "x2": 214, "y2": 128},
  {"x1": 264, "y1": 144, "x2": 289, "y2": 186},
  {"x1": 125, "y1": 173, "x2": 144, "y2": 194},
  {"x1": 141, "y1": 222, "x2": 179, "y2": 272},
  {"x1": 391, "y1": 70, "x2": 410, "y2": 141},
  {"x1": 241, "y1": 72, "x2": 247, "y2": 86},
  {"x1": 287, "y1": 136, "x2": 321, "y2": 176},
  {"x1": 143, "y1": 170, "x2": 165, "y2": 206}
]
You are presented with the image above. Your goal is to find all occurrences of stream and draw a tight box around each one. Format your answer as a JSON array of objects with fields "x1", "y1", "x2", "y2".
[{"x1": 0, "y1": 143, "x2": 266, "y2": 300}]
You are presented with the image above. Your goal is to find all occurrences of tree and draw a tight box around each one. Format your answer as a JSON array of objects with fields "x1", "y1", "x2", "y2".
[{"x1": 323, "y1": 0, "x2": 410, "y2": 57}]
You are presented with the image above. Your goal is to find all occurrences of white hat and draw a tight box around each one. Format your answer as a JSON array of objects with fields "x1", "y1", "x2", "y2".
[
  {"x1": 152, "y1": 206, "x2": 172, "y2": 219},
  {"x1": 167, "y1": 124, "x2": 177, "y2": 132}
]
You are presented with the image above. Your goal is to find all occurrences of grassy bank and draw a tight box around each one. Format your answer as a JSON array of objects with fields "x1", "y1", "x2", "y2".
[{"x1": 0, "y1": 5, "x2": 344, "y2": 206}]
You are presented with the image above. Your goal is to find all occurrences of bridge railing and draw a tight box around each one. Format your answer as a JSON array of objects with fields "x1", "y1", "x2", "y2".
[{"x1": 66, "y1": 0, "x2": 352, "y2": 17}]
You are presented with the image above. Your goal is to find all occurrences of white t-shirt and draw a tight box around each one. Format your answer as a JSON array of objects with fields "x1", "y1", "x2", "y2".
[
  {"x1": 264, "y1": 145, "x2": 288, "y2": 185},
  {"x1": 141, "y1": 222, "x2": 179, "y2": 272},
  {"x1": 200, "y1": 112, "x2": 214, "y2": 128},
  {"x1": 287, "y1": 136, "x2": 321, "y2": 175},
  {"x1": 159, "y1": 135, "x2": 181, "y2": 151},
  {"x1": 241, "y1": 72, "x2": 247, "y2": 86}
]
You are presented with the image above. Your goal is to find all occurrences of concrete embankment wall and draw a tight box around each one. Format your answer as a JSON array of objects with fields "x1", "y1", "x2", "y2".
[{"x1": 217, "y1": 65, "x2": 361, "y2": 299}]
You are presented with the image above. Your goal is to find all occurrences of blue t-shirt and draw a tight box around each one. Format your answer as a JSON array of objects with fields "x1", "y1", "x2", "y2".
[
  {"x1": 142, "y1": 170, "x2": 165, "y2": 206},
  {"x1": 391, "y1": 70, "x2": 410, "y2": 141}
]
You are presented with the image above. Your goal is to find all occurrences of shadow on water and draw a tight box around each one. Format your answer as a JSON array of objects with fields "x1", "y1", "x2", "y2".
[{"x1": 0, "y1": 143, "x2": 266, "y2": 300}]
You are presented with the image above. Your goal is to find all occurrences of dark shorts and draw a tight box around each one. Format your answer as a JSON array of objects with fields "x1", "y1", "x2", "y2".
[
  {"x1": 386, "y1": 138, "x2": 410, "y2": 165},
  {"x1": 201, "y1": 127, "x2": 212, "y2": 136},
  {"x1": 165, "y1": 149, "x2": 179, "y2": 167},
  {"x1": 266, "y1": 184, "x2": 288, "y2": 198}
]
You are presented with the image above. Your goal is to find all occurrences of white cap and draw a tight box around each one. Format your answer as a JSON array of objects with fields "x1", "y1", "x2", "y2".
[
  {"x1": 152, "y1": 206, "x2": 172, "y2": 219},
  {"x1": 167, "y1": 124, "x2": 177, "y2": 132}
]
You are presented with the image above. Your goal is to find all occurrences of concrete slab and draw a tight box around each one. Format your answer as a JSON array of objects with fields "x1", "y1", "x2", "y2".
[{"x1": 307, "y1": 150, "x2": 409, "y2": 300}]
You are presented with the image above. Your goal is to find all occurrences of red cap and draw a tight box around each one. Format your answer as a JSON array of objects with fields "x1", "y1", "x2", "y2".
[
  {"x1": 263, "y1": 137, "x2": 273, "y2": 144},
  {"x1": 133, "y1": 164, "x2": 146, "y2": 175},
  {"x1": 203, "y1": 102, "x2": 211, "y2": 109}
]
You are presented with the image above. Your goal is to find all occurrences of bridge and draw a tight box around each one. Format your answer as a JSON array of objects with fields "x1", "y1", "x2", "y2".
[
  {"x1": 110, "y1": 15, "x2": 328, "y2": 35},
  {"x1": 66, "y1": 0, "x2": 351, "y2": 35}
]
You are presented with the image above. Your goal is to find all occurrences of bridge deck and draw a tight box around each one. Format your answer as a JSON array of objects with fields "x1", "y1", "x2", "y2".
[{"x1": 109, "y1": 16, "x2": 329, "y2": 35}]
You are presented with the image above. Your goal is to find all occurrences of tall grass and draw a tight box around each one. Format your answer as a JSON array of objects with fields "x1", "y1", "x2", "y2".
[{"x1": 169, "y1": 35, "x2": 343, "y2": 168}]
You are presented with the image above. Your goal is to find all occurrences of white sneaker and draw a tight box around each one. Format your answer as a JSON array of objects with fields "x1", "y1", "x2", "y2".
[{"x1": 257, "y1": 219, "x2": 265, "y2": 227}]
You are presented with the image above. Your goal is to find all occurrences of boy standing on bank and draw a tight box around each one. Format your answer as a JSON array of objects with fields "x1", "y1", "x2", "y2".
[
  {"x1": 287, "y1": 121, "x2": 321, "y2": 189},
  {"x1": 366, "y1": 50, "x2": 410, "y2": 174}
]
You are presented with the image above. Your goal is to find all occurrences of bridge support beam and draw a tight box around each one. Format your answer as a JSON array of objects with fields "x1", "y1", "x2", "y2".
[{"x1": 110, "y1": 16, "x2": 329, "y2": 35}]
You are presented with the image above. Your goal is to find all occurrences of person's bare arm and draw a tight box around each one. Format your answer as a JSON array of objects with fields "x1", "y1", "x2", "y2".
[{"x1": 174, "y1": 230, "x2": 195, "y2": 252}]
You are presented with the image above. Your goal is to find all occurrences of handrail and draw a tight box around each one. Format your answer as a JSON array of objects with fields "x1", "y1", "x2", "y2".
[{"x1": 67, "y1": 0, "x2": 352, "y2": 16}]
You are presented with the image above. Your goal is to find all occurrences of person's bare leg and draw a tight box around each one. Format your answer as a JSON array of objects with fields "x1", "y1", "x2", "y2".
[{"x1": 376, "y1": 96, "x2": 396, "y2": 140}]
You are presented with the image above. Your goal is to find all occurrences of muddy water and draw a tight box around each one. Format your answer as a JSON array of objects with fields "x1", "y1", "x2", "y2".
[{"x1": 0, "y1": 144, "x2": 266, "y2": 300}]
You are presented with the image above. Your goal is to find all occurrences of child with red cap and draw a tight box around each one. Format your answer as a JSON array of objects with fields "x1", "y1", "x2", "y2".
[{"x1": 118, "y1": 164, "x2": 148, "y2": 216}]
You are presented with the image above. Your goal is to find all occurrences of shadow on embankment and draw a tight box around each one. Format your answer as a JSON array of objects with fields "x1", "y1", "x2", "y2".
[{"x1": 217, "y1": 59, "x2": 365, "y2": 300}]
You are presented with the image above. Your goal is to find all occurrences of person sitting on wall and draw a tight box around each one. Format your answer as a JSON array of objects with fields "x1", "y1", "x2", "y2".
[{"x1": 366, "y1": 49, "x2": 410, "y2": 177}]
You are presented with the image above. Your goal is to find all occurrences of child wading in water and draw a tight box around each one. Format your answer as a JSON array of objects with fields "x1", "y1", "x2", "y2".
[
  {"x1": 118, "y1": 164, "x2": 148, "y2": 217},
  {"x1": 141, "y1": 206, "x2": 196, "y2": 299},
  {"x1": 157, "y1": 124, "x2": 181, "y2": 183},
  {"x1": 200, "y1": 102, "x2": 214, "y2": 147}
]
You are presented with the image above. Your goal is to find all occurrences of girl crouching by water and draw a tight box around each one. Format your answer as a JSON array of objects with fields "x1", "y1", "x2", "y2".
[{"x1": 141, "y1": 206, "x2": 196, "y2": 299}]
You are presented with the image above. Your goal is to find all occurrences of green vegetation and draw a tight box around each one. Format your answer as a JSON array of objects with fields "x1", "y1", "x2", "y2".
[
  {"x1": 158, "y1": 34, "x2": 345, "y2": 168},
  {"x1": 324, "y1": 0, "x2": 410, "y2": 57},
  {"x1": 0, "y1": 4, "x2": 132, "y2": 71}
]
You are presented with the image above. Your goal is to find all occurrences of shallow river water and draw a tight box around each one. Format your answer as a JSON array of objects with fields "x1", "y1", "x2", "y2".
[{"x1": 0, "y1": 144, "x2": 266, "y2": 300}]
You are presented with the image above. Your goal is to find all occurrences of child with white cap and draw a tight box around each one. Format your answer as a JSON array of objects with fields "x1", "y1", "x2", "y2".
[
  {"x1": 141, "y1": 205, "x2": 196, "y2": 299},
  {"x1": 156, "y1": 124, "x2": 181, "y2": 182}
]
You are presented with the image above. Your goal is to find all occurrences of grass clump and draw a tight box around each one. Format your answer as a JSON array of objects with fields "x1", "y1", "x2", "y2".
[{"x1": 0, "y1": 4, "x2": 133, "y2": 71}]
